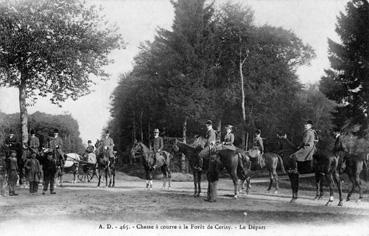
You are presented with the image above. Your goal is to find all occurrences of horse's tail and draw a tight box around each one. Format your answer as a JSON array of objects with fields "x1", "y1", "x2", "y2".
[{"x1": 277, "y1": 154, "x2": 286, "y2": 174}]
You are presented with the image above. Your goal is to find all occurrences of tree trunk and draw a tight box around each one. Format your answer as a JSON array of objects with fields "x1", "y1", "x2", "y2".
[
  {"x1": 19, "y1": 83, "x2": 28, "y2": 147},
  {"x1": 139, "y1": 111, "x2": 143, "y2": 142},
  {"x1": 132, "y1": 110, "x2": 136, "y2": 143},
  {"x1": 147, "y1": 119, "x2": 151, "y2": 145},
  {"x1": 240, "y1": 60, "x2": 247, "y2": 149},
  {"x1": 181, "y1": 117, "x2": 187, "y2": 173}
]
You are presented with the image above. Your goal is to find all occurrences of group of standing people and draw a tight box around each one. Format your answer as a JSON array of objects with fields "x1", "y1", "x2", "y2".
[{"x1": 0, "y1": 128, "x2": 65, "y2": 197}]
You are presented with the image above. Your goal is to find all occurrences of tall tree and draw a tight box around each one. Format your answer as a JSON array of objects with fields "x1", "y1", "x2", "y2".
[
  {"x1": 0, "y1": 0, "x2": 123, "y2": 146},
  {"x1": 320, "y1": 0, "x2": 369, "y2": 133}
]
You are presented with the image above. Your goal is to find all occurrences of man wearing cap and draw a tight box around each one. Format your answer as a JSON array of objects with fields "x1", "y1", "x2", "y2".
[
  {"x1": 29, "y1": 130, "x2": 40, "y2": 155},
  {"x1": 101, "y1": 130, "x2": 114, "y2": 158},
  {"x1": 288, "y1": 120, "x2": 317, "y2": 202},
  {"x1": 150, "y1": 129, "x2": 164, "y2": 169},
  {"x1": 84, "y1": 140, "x2": 95, "y2": 162},
  {"x1": 198, "y1": 120, "x2": 217, "y2": 171},
  {"x1": 48, "y1": 129, "x2": 64, "y2": 161}
]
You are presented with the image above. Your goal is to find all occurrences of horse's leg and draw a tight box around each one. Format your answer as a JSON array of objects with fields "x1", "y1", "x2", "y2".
[
  {"x1": 274, "y1": 170, "x2": 279, "y2": 194},
  {"x1": 346, "y1": 174, "x2": 355, "y2": 201},
  {"x1": 97, "y1": 171, "x2": 101, "y2": 187},
  {"x1": 267, "y1": 171, "x2": 273, "y2": 192},
  {"x1": 355, "y1": 171, "x2": 363, "y2": 202},
  {"x1": 193, "y1": 171, "x2": 197, "y2": 197},
  {"x1": 314, "y1": 172, "x2": 320, "y2": 199},
  {"x1": 161, "y1": 166, "x2": 166, "y2": 189},
  {"x1": 167, "y1": 167, "x2": 171, "y2": 189},
  {"x1": 197, "y1": 171, "x2": 202, "y2": 197},
  {"x1": 245, "y1": 176, "x2": 251, "y2": 194},
  {"x1": 112, "y1": 169, "x2": 115, "y2": 187},
  {"x1": 333, "y1": 171, "x2": 343, "y2": 206},
  {"x1": 230, "y1": 170, "x2": 239, "y2": 198},
  {"x1": 325, "y1": 173, "x2": 335, "y2": 206}
]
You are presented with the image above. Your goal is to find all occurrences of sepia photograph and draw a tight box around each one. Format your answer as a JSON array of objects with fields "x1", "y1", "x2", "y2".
[{"x1": 0, "y1": 0, "x2": 369, "y2": 235}]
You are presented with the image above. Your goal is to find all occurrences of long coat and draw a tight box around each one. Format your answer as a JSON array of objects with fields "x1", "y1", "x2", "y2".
[
  {"x1": 293, "y1": 129, "x2": 316, "y2": 162},
  {"x1": 101, "y1": 136, "x2": 114, "y2": 158},
  {"x1": 25, "y1": 158, "x2": 41, "y2": 182}
]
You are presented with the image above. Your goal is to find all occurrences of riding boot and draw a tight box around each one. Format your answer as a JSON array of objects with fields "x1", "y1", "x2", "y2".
[{"x1": 295, "y1": 173, "x2": 299, "y2": 198}]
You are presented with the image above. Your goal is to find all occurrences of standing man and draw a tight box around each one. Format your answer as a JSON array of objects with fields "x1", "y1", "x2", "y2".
[
  {"x1": 198, "y1": 120, "x2": 217, "y2": 171},
  {"x1": 25, "y1": 152, "x2": 41, "y2": 194},
  {"x1": 48, "y1": 129, "x2": 65, "y2": 186},
  {"x1": 29, "y1": 130, "x2": 40, "y2": 155},
  {"x1": 7, "y1": 150, "x2": 18, "y2": 196},
  {"x1": 40, "y1": 152, "x2": 57, "y2": 195},
  {"x1": 4, "y1": 130, "x2": 18, "y2": 157},
  {"x1": 288, "y1": 120, "x2": 317, "y2": 202},
  {"x1": 0, "y1": 153, "x2": 7, "y2": 196},
  {"x1": 149, "y1": 129, "x2": 164, "y2": 169}
]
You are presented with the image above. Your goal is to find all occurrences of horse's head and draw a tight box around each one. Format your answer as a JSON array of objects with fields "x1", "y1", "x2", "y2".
[
  {"x1": 192, "y1": 136, "x2": 206, "y2": 149},
  {"x1": 172, "y1": 139, "x2": 180, "y2": 153},
  {"x1": 131, "y1": 142, "x2": 144, "y2": 156}
]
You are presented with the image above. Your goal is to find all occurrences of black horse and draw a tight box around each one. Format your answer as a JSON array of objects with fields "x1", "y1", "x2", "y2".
[
  {"x1": 277, "y1": 134, "x2": 344, "y2": 206},
  {"x1": 172, "y1": 140, "x2": 206, "y2": 197},
  {"x1": 131, "y1": 142, "x2": 172, "y2": 190}
]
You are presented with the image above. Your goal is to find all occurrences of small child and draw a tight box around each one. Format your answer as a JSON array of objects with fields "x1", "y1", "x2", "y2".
[
  {"x1": 0, "y1": 154, "x2": 7, "y2": 196},
  {"x1": 25, "y1": 152, "x2": 41, "y2": 194},
  {"x1": 7, "y1": 150, "x2": 19, "y2": 196}
]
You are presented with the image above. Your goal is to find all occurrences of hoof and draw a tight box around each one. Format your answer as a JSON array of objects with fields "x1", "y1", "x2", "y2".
[
  {"x1": 289, "y1": 198, "x2": 297, "y2": 203},
  {"x1": 234, "y1": 195, "x2": 238, "y2": 199},
  {"x1": 346, "y1": 197, "x2": 350, "y2": 202},
  {"x1": 356, "y1": 199, "x2": 362, "y2": 203},
  {"x1": 338, "y1": 201, "x2": 343, "y2": 206},
  {"x1": 314, "y1": 195, "x2": 319, "y2": 200},
  {"x1": 274, "y1": 191, "x2": 278, "y2": 194}
]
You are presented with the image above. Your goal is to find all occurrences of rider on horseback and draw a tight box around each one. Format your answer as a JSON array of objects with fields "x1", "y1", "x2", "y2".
[
  {"x1": 288, "y1": 120, "x2": 317, "y2": 173},
  {"x1": 197, "y1": 120, "x2": 217, "y2": 171},
  {"x1": 48, "y1": 129, "x2": 65, "y2": 165},
  {"x1": 222, "y1": 125, "x2": 236, "y2": 150},
  {"x1": 101, "y1": 130, "x2": 115, "y2": 159},
  {"x1": 251, "y1": 129, "x2": 265, "y2": 168},
  {"x1": 150, "y1": 129, "x2": 164, "y2": 170},
  {"x1": 84, "y1": 140, "x2": 95, "y2": 162}
]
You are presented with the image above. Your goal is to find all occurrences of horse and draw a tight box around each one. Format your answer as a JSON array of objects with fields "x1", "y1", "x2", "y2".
[
  {"x1": 337, "y1": 132, "x2": 369, "y2": 202},
  {"x1": 130, "y1": 142, "x2": 171, "y2": 190},
  {"x1": 192, "y1": 136, "x2": 248, "y2": 198},
  {"x1": 277, "y1": 134, "x2": 344, "y2": 206},
  {"x1": 172, "y1": 140, "x2": 205, "y2": 197},
  {"x1": 239, "y1": 149, "x2": 286, "y2": 194},
  {"x1": 95, "y1": 140, "x2": 115, "y2": 188}
]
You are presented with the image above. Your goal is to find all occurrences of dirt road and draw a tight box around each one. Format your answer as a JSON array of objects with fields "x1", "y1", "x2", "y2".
[{"x1": 1, "y1": 172, "x2": 369, "y2": 236}]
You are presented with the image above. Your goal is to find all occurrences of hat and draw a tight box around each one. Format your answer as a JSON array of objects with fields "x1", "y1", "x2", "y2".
[
  {"x1": 225, "y1": 125, "x2": 233, "y2": 130},
  {"x1": 9, "y1": 129, "x2": 14, "y2": 134},
  {"x1": 255, "y1": 129, "x2": 261, "y2": 135},
  {"x1": 106, "y1": 130, "x2": 110, "y2": 134},
  {"x1": 305, "y1": 120, "x2": 313, "y2": 125},
  {"x1": 30, "y1": 129, "x2": 35, "y2": 135},
  {"x1": 54, "y1": 128, "x2": 59, "y2": 133},
  {"x1": 206, "y1": 120, "x2": 212, "y2": 125},
  {"x1": 153, "y1": 129, "x2": 159, "y2": 133},
  {"x1": 10, "y1": 150, "x2": 17, "y2": 155},
  {"x1": 46, "y1": 151, "x2": 53, "y2": 156},
  {"x1": 88, "y1": 140, "x2": 92, "y2": 143}
]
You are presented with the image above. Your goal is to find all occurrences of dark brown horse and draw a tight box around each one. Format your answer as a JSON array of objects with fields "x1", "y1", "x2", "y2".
[
  {"x1": 172, "y1": 140, "x2": 205, "y2": 197},
  {"x1": 130, "y1": 142, "x2": 172, "y2": 190},
  {"x1": 277, "y1": 134, "x2": 344, "y2": 206},
  {"x1": 240, "y1": 151, "x2": 286, "y2": 194},
  {"x1": 192, "y1": 137, "x2": 248, "y2": 198},
  {"x1": 95, "y1": 140, "x2": 115, "y2": 188},
  {"x1": 338, "y1": 133, "x2": 369, "y2": 202}
]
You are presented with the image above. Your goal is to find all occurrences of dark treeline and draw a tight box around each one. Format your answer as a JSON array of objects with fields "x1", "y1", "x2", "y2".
[
  {"x1": 0, "y1": 111, "x2": 84, "y2": 153},
  {"x1": 109, "y1": 0, "x2": 336, "y2": 159}
]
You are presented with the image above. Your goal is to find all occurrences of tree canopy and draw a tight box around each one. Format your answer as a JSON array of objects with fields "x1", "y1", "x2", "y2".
[
  {"x1": 320, "y1": 0, "x2": 369, "y2": 135},
  {"x1": 109, "y1": 0, "x2": 335, "y2": 162},
  {"x1": 0, "y1": 0, "x2": 123, "y2": 145}
]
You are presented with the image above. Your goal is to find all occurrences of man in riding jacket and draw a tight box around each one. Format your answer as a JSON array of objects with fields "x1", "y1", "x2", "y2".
[
  {"x1": 102, "y1": 130, "x2": 115, "y2": 158},
  {"x1": 289, "y1": 120, "x2": 316, "y2": 171},
  {"x1": 48, "y1": 129, "x2": 64, "y2": 162},
  {"x1": 197, "y1": 120, "x2": 217, "y2": 171},
  {"x1": 150, "y1": 129, "x2": 164, "y2": 169}
]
